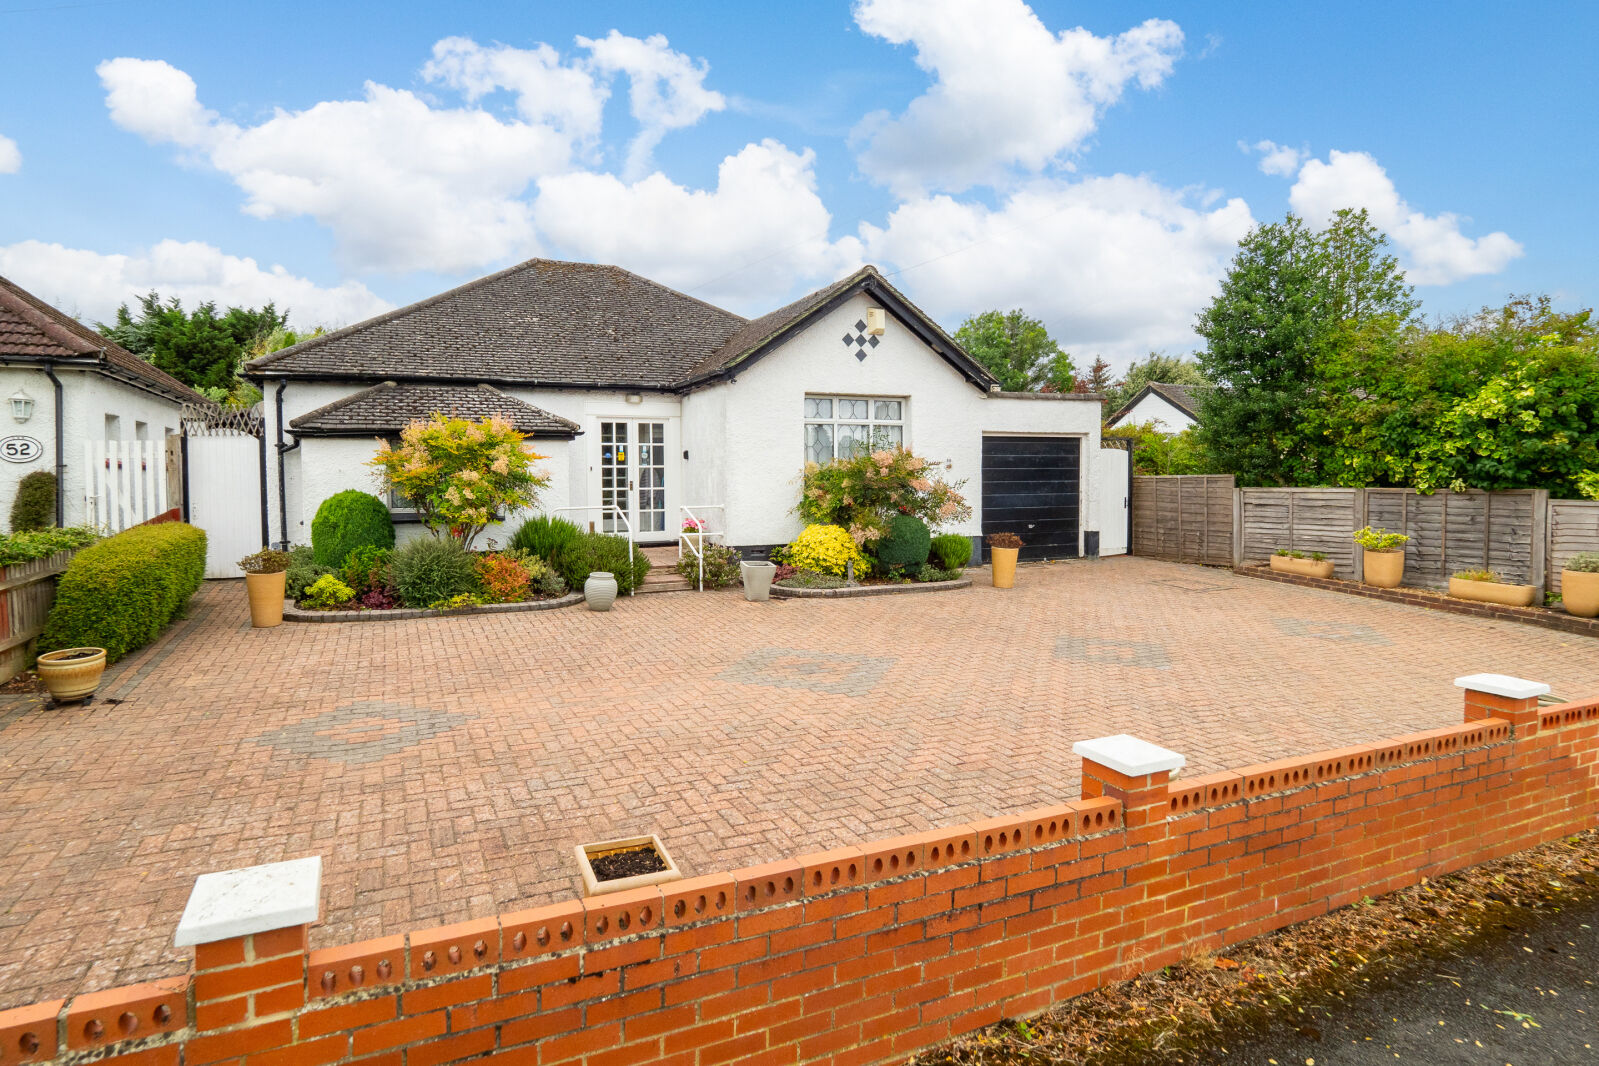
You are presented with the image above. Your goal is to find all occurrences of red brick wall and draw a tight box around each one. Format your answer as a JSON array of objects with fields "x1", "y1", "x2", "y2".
[{"x1": 4, "y1": 695, "x2": 1597, "y2": 1066}]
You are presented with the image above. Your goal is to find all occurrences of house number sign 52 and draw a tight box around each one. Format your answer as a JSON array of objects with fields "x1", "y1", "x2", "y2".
[{"x1": 0, "y1": 436, "x2": 44, "y2": 463}]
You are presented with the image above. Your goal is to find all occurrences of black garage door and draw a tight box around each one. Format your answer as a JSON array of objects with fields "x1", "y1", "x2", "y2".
[{"x1": 981, "y1": 436, "x2": 1080, "y2": 561}]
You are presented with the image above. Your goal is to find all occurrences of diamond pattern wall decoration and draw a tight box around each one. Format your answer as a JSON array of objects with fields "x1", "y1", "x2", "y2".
[{"x1": 840, "y1": 320, "x2": 882, "y2": 362}]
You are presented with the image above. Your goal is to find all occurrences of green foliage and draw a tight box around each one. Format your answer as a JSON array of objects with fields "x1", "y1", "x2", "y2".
[
  {"x1": 551, "y1": 532, "x2": 652, "y2": 595},
  {"x1": 913, "y1": 563, "x2": 961, "y2": 582},
  {"x1": 311, "y1": 490, "x2": 395, "y2": 568},
  {"x1": 340, "y1": 545, "x2": 392, "y2": 597},
  {"x1": 1104, "y1": 354, "x2": 1210, "y2": 413},
  {"x1": 1196, "y1": 209, "x2": 1417, "y2": 485},
  {"x1": 509, "y1": 514, "x2": 584, "y2": 560},
  {"x1": 930, "y1": 533, "x2": 973, "y2": 570},
  {"x1": 1453, "y1": 568, "x2": 1500, "y2": 583},
  {"x1": 0, "y1": 526, "x2": 98, "y2": 566},
  {"x1": 284, "y1": 545, "x2": 333, "y2": 600},
  {"x1": 1564, "y1": 552, "x2": 1599, "y2": 574},
  {"x1": 101, "y1": 291, "x2": 293, "y2": 400},
  {"x1": 954, "y1": 309, "x2": 1074, "y2": 392},
  {"x1": 786, "y1": 524, "x2": 865, "y2": 577},
  {"x1": 239, "y1": 548, "x2": 291, "y2": 574},
  {"x1": 1101, "y1": 422, "x2": 1211, "y2": 475},
  {"x1": 798, "y1": 447, "x2": 970, "y2": 545},
  {"x1": 390, "y1": 537, "x2": 481, "y2": 608},
  {"x1": 10, "y1": 471, "x2": 56, "y2": 532},
  {"x1": 429, "y1": 593, "x2": 487, "y2": 611},
  {"x1": 676, "y1": 543, "x2": 742, "y2": 589},
  {"x1": 775, "y1": 570, "x2": 848, "y2": 590},
  {"x1": 1353, "y1": 526, "x2": 1409, "y2": 553},
  {"x1": 1077, "y1": 356, "x2": 1115, "y2": 394},
  {"x1": 874, "y1": 514, "x2": 931, "y2": 571},
  {"x1": 301, "y1": 574, "x2": 355, "y2": 609},
  {"x1": 39, "y1": 522, "x2": 205, "y2": 662}
]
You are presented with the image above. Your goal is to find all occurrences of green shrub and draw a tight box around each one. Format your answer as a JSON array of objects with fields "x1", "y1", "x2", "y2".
[
  {"x1": 509, "y1": 514, "x2": 583, "y2": 560},
  {"x1": 1353, "y1": 526, "x2": 1408, "y2": 553},
  {"x1": 930, "y1": 533, "x2": 972, "y2": 570},
  {"x1": 676, "y1": 543, "x2": 741, "y2": 589},
  {"x1": 10, "y1": 471, "x2": 56, "y2": 532},
  {"x1": 0, "y1": 526, "x2": 98, "y2": 566},
  {"x1": 39, "y1": 522, "x2": 205, "y2": 662},
  {"x1": 774, "y1": 570, "x2": 847, "y2": 590},
  {"x1": 1565, "y1": 552, "x2": 1599, "y2": 574},
  {"x1": 787, "y1": 524, "x2": 864, "y2": 577},
  {"x1": 428, "y1": 592, "x2": 486, "y2": 611},
  {"x1": 301, "y1": 574, "x2": 355, "y2": 609},
  {"x1": 553, "y1": 531, "x2": 652, "y2": 594},
  {"x1": 874, "y1": 514, "x2": 931, "y2": 572},
  {"x1": 1453, "y1": 568, "x2": 1500, "y2": 583},
  {"x1": 284, "y1": 545, "x2": 329, "y2": 599},
  {"x1": 341, "y1": 545, "x2": 392, "y2": 597},
  {"x1": 390, "y1": 536, "x2": 480, "y2": 608},
  {"x1": 311, "y1": 490, "x2": 395, "y2": 567}
]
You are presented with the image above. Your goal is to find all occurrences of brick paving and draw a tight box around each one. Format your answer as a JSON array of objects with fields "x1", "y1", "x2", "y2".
[{"x1": 1, "y1": 556, "x2": 1596, "y2": 1009}]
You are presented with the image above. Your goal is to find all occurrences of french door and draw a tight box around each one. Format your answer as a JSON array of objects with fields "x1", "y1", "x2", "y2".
[{"x1": 598, "y1": 420, "x2": 669, "y2": 538}]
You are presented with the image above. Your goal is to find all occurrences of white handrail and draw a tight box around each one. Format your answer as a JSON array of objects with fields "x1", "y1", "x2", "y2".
[
  {"x1": 679, "y1": 504, "x2": 726, "y2": 590},
  {"x1": 553, "y1": 505, "x2": 636, "y2": 596}
]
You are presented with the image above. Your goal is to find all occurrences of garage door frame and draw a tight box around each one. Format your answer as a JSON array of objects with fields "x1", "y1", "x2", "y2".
[{"x1": 980, "y1": 433, "x2": 1083, "y2": 562}]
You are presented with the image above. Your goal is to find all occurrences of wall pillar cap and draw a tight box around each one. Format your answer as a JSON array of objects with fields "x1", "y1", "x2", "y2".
[
  {"x1": 1454, "y1": 674, "x2": 1550, "y2": 700},
  {"x1": 175, "y1": 856, "x2": 322, "y2": 947},
  {"x1": 1073, "y1": 734, "x2": 1185, "y2": 776}
]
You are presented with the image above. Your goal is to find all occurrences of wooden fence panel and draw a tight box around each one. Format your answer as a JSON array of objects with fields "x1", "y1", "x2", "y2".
[
  {"x1": 0, "y1": 550, "x2": 75, "y2": 683},
  {"x1": 1237, "y1": 488, "x2": 1361, "y2": 578},
  {"x1": 1549, "y1": 500, "x2": 1599, "y2": 594},
  {"x1": 1131, "y1": 475, "x2": 1234, "y2": 565},
  {"x1": 1364, "y1": 488, "x2": 1545, "y2": 591}
]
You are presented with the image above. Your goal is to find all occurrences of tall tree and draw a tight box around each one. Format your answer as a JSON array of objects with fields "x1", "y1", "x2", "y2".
[
  {"x1": 1104, "y1": 352, "x2": 1209, "y2": 412},
  {"x1": 1194, "y1": 209, "x2": 1417, "y2": 485},
  {"x1": 102, "y1": 292, "x2": 289, "y2": 400},
  {"x1": 1076, "y1": 356, "x2": 1115, "y2": 394},
  {"x1": 954, "y1": 309, "x2": 1074, "y2": 392}
]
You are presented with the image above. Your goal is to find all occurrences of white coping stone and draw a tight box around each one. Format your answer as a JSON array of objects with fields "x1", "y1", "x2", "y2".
[
  {"x1": 1454, "y1": 674, "x2": 1551, "y2": 701},
  {"x1": 174, "y1": 856, "x2": 322, "y2": 947},
  {"x1": 1073, "y1": 735, "x2": 1186, "y2": 777}
]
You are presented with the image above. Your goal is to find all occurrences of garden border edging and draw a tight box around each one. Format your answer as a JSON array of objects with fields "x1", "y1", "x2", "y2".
[
  {"x1": 283, "y1": 591, "x2": 584, "y2": 623},
  {"x1": 770, "y1": 575, "x2": 972, "y2": 598}
]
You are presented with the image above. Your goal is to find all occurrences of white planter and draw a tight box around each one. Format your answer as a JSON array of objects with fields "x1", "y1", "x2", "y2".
[
  {"x1": 740, "y1": 561, "x2": 776, "y2": 602},
  {"x1": 584, "y1": 572, "x2": 618, "y2": 611}
]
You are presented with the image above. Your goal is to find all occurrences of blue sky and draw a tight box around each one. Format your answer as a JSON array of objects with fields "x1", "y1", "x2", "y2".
[{"x1": 1, "y1": 0, "x2": 1593, "y2": 367}]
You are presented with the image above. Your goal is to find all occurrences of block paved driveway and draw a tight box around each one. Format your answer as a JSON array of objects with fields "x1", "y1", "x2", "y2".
[{"x1": 2, "y1": 556, "x2": 1597, "y2": 1009}]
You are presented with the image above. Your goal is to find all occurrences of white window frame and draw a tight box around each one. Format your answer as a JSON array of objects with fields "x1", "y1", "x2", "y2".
[{"x1": 803, "y1": 395, "x2": 906, "y2": 463}]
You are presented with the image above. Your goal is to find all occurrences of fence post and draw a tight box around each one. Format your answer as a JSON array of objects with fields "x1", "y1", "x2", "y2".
[
  {"x1": 1530, "y1": 489, "x2": 1549, "y2": 599},
  {"x1": 1231, "y1": 488, "x2": 1243, "y2": 567},
  {"x1": 1351, "y1": 488, "x2": 1367, "y2": 582}
]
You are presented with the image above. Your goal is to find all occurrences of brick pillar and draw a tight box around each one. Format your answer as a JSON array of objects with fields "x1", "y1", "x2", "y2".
[
  {"x1": 175, "y1": 857, "x2": 321, "y2": 1051},
  {"x1": 1072, "y1": 734, "x2": 1186, "y2": 828},
  {"x1": 1456, "y1": 673, "x2": 1549, "y2": 736}
]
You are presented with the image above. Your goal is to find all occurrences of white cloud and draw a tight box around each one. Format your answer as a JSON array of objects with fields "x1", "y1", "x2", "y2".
[
  {"x1": 0, "y1": 134, "x2": 21, "y2": 174},
  {"x1": 851, "y1": 0, "x2": 1183, "y2": 195},
  {"x1": 534, "y1": 140, "x2": 859, "y2": 310},
  {"x1": 1242, "y1": 138, "x2": 1304, "y2": 177},
  {"x1": 859, "y1": 175, "x2": 1253, "y2": 365},
  {"x1": 577, "y1": 30, "x2": 726, "y2": 178},
  {"x1": 0, "y1": 239, "x2": 393, "y2": 330},
  {"x1": 1287, "y1": 149, "x2": 1522, "y2": 284},
  {"x1": 420, "y1": 36, "x2": 608, "y2": 144}
]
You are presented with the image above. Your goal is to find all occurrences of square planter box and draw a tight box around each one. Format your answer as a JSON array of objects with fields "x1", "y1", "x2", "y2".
[
  {"x1": 1447, "y1": 577, "x2": 1536, "y2": 608},
  {"x1": 574, "y1": 834, "x2": 683, "y2": 897},
  {"x1": 1269, "y1": 555, "x2": 1335, "y2": 579}
]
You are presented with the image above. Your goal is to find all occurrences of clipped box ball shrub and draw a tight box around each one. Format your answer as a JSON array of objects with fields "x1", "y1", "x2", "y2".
[
  {"x1": 875, "y1": 514, "x2": 931, "y2": 572},
  {"x1": 39, "y1": 521, "x2": 206, "y2": 662},
  {"x1": 311, "y1": 490, "x2": 395, "y2": 568},
  {"x1": 10, "y1": 471, "x2": 56, "y2": 533},
  {"x1": 553, "y1": 531, "x2": 652, "y2": 594},
  {"x1": 390, "y1": 536, "x2": 480, "y2": 608},
  {"x1": 930, "y1": 532, "x2": 973, "y2": 570}
]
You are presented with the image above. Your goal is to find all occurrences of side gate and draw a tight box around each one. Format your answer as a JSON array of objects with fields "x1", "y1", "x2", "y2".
[{"x1": 182, "y1": 405, "x2": 265, "y2": 579}]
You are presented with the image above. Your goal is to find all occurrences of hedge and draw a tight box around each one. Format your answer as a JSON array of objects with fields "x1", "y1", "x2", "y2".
[{"x1": 39, "y1": 522, "x2": 207, "y2": 662}]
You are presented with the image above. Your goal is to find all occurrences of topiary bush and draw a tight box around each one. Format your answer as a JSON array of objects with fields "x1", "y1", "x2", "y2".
[
  {"x1": 874, "y1": 514, "x2": 931, "y2": 572},
  {"x1": 786, "y1": 524, "x2": 865, "y2": 577},
  {"x1": 39, "y1": 522, "x2": 206, "y2": 662},
  {"x1": 509, "y1": 514, "x2": 583, "y2": 560},
  {"x1": 390, "y1": 536, "x2": 481, "y2": 608},
  {"x1": 10, "y1": 471, "x2": 56, "y2": 532},
  {"x1": 311, "y1": 490, "x2": 395, "y2": 568},
  {"x1": 930, "y1": 533, "x2": 973, "y2": 571},
  {"x1": 553, "y1": 531, "x2": 652, "y2": 594}
]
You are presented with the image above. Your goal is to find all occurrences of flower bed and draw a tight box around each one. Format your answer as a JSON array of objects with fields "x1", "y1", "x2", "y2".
[
  {"x1": 770, "y1": 575, "x2": 972, "y2": 598},
  {"x1": 283, "y1": 591, "x2": 582, "y2": 623}
]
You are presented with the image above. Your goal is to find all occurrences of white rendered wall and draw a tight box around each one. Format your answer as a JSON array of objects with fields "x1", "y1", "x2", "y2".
[
  {"x1": 712, "y1": 292, "x2": 1103, "y2": 547},
  {"x1": 1112, "y1": 393, "x2": 1195, "y2": 433}
]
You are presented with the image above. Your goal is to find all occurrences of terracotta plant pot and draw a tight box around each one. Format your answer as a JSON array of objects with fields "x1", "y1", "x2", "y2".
[
  {"x1": 1269, "y1": 555, "x2": 1335, "y2": 579},
  {"x1": 584, "y1": 571, "x2": 618, "y2": 611},
  {"x1": 990, "y1": 547, "x2": 1019, "y2": 589},
  {"x1": 1447, "y1": 577, "x2": 1536, "y2": 608},
  {"x1": 1560, "y1": 570, "x2": 1599, "y2": 618},
  {"x1": 740, "y1": 560, "x2": 776, "y2": 601},
  {"x1": 245, "y1": 570, "x2": 287, "y2": 628},
  {"x1": 1363, "y1": 549, "x2": 1404, "y2": 589},
  {"x1": 36, "y1": 647, "x2": 107, "y2": 704}
]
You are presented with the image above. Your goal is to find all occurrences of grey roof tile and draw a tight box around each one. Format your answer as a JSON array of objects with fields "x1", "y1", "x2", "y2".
[{"x1": 289, "y1": 382, "x2": 580, "y2": 437}]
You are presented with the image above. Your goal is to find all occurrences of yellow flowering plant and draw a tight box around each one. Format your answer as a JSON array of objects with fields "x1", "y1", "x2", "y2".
[
  {"x1": 787, "y1": 524, "x2": 867, "y2": 577},
  {"x1": 368, "y1": 414, "x2": 550, "y2": 548}
]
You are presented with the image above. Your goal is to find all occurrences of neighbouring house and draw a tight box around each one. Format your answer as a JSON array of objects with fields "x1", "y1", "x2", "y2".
[
  {"x1": 0, "y1": 275, "x2": 205, "y2": 529},
  {"x1": 1104, "y1": 382, "x2": 1207, "y2": 433},
  {"x1": 248, "y1": 260, "x2": 1127, "y2": 560}
]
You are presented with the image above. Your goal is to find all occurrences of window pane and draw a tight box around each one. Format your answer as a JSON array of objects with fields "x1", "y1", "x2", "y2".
[
  {"x1": 873, "y1": 400, "x2": 901, "y2": 421},
  {"x1": 873, "y1": 424, "x2": 903, "y2": 449},
  {"x1": 838, "y1": 424, "x2": 870, "y2": 457},
  {"x1": 804, "y1": 397, "x2": 832, "y2": 419},
  {"x1": 805, "y1": 423, "x2": 834, "y2": 464},
  {"x1": 839, "y1": 398, "x2": 868, "y2": 419}
]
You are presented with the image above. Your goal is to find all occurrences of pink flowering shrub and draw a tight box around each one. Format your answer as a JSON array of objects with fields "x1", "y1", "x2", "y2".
[{"x1": 796, "y1": 447, "x2": 970, "y2": 545}]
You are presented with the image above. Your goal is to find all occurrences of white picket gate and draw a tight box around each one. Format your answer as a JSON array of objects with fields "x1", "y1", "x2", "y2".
[{"x1": 83, "y1": 439, "x2": 170, "y2": 534}]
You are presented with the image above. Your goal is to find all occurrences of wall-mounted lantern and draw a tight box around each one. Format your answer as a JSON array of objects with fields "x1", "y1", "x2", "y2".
[{"x1": 9, "y1": 389, "x2": 34, "y2": 423}]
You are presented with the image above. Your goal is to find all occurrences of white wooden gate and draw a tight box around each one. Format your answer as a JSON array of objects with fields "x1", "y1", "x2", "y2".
[
  {"x1": 83, "y1": 439, "x2": 170, "y2": 533},
  {"x1": 184, "y1": 410, "x2": 265, "y2": 579}
]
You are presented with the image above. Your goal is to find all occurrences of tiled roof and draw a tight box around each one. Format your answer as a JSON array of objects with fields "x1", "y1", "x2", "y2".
[
  {"x1": 1107, "y1": 382, "x2": 1209, "y2": 426},
  {"x1": 289, "y1": 382, "x2": 581, "y2": 437},
  {"x1": 0, "y1": 274, "x2": 206, "y2": 404},
  {"x1": 248, "y1": 258, "x2": 749, "y2": 389}
]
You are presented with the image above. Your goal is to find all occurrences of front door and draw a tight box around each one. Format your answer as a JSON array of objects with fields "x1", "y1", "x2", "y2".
[{"x1": 598, "y1": 420, "x2": 670, "y2": 540}]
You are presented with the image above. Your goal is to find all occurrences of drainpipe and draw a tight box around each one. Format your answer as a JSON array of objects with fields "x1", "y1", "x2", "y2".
[
  {"x1": 44, "y1": 363, "x2": 65, "y2": 527},
  {"x1": 274, "y1": 382, "x2": 300, "y2": 550},
  {"x1": 254, "y1": 421, "x2": 266, "y2": 545}
]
